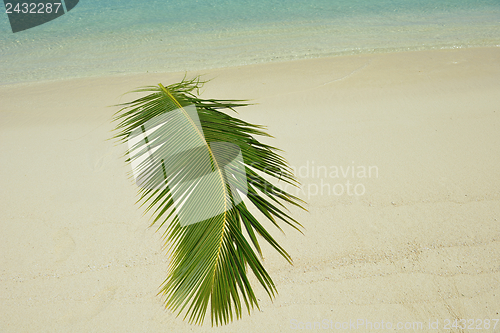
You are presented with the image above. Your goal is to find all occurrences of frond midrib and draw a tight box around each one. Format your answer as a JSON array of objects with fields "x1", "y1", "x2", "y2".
[{"x1": 158, "y1": 83, "x2": 231, "y2": 309}]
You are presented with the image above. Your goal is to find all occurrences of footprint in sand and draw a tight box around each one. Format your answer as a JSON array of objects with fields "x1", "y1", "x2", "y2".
[
  {"x1": 62, "y1": 286, "x2": 118, "y2": 324},
  {"x1": 86, "y1": 143, "x2": 115, "y2": 172},
  {"x1": 87, "y1": 149, "x2": 107, "y2": 172},
  {"x1": 53, "y1": 228, "x2": 76, "y2": 263}
]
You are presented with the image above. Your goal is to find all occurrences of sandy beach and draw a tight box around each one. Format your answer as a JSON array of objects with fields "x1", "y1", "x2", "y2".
[{"x1": 1, "y1": 47, "x2": 499, "y2": 332}]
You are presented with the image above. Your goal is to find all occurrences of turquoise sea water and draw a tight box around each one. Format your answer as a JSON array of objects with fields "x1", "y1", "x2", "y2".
[{"x1": 0, "y1": 0, "x2": 499, "y2": 84}]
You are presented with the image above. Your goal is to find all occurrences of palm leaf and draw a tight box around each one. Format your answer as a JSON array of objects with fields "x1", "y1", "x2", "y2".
[{"x1": 112, "y1": 76, "x2": 306, "y2": 326}]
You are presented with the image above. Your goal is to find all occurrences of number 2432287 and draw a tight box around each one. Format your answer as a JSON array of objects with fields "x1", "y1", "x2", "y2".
[{"x1": 5, "y1": 3, "x2": 63, "y2": 14}]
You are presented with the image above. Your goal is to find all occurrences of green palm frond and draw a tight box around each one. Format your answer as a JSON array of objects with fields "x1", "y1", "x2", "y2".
[{"x1": 112, "y1": 76, "x2": 306, "y2": 326}]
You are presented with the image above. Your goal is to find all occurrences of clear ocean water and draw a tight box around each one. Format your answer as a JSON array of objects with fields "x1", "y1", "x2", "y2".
[{"x1": 1, "y1": 0, "x2": 499, "y2": 84}]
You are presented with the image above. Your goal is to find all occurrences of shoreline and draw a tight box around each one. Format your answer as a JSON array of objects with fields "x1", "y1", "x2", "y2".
[{"x1": 1, "y1": 45, "x2": 498, "y2": 88}]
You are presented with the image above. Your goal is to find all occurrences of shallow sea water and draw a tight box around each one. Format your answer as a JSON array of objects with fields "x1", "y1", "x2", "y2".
[{"x1": 0, "y1": 0, "x2": 499, "y2": 84}]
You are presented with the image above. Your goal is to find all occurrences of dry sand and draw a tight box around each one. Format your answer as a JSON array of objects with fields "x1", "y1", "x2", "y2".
[{"x1": 1, "y1": 47, "x2": 499, "y2": 332}]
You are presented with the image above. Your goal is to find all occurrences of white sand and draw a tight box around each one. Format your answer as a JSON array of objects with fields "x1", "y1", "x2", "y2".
[{"x1": 1, "y1": 47, "x2": 499, "y2": 332}]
